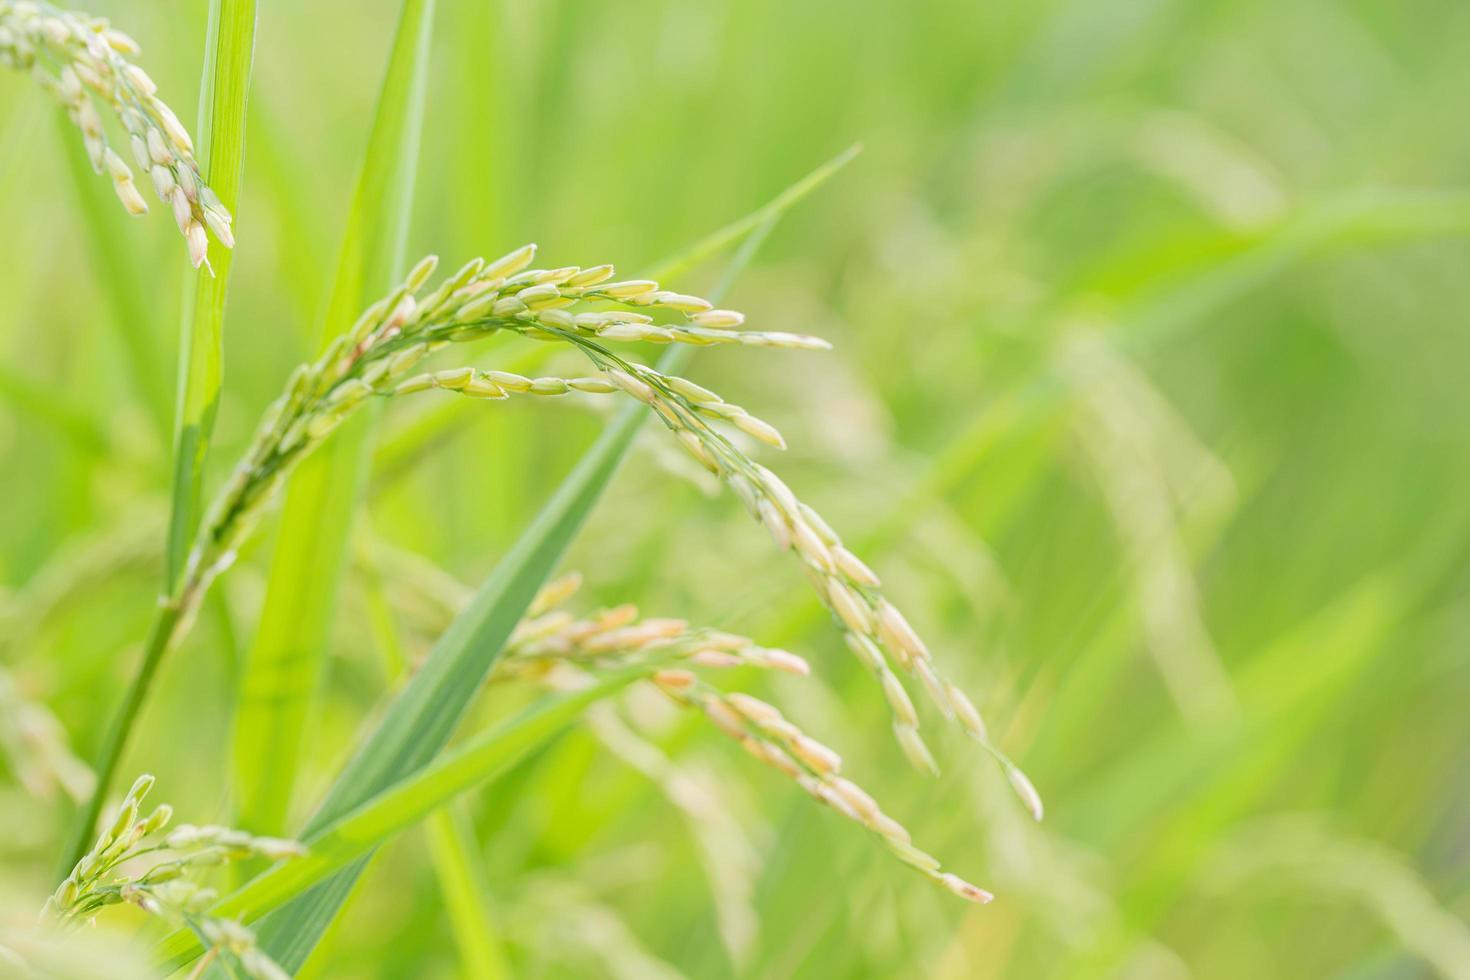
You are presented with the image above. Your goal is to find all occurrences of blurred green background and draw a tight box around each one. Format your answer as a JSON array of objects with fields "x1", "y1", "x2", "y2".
[{"x1": 5, "y1": 0, "x2": 1470, "y2": 976}]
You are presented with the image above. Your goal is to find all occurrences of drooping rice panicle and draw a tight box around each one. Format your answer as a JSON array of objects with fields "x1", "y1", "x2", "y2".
[
  {"x1": 497, "y1": 578, "x2": 992, "y2": 905},
  {"x1": 532, "y1": 332, "x2": 1043, "y2": 812},
  {"x1": 359, "y1": 565, "x2": 758, "y2": 949},
  {"x1": 46, "y1": 774, "x2": 301, "y2": 980},
  {"x1": 0, "y1": 1, "x2": 232, "y2": 268}
]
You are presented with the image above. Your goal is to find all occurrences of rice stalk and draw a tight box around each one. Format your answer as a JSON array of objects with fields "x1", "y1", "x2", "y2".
[
  {"x1": 171, "y1": 162, "x2": 867, "y2": 967},
  {"x1": 233, "y1": 182, "x2": 842, "y2": 964},
  {"x1": 0, "y1": 1, "x2": 234, "y2": 268},
  {"x1": 165, "y1": 0, "x2": 257, "y2": 590},
  {"x1": 55, "y1": 0, "x2": 256, "y2": 875}
]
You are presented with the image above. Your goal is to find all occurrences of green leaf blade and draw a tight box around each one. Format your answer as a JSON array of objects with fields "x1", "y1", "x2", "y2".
[{"x1": 164, "y1": 0, "x2": 258, "y2": 590}]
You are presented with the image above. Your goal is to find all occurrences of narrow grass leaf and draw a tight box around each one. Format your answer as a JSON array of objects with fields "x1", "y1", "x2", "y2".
[
  {"x1": 421, "y1": 800, "x2": 513, "y2": 978},
  {"x1": 164, "y1": 0, "x2": 258, "y2": 590},
  {"x1": 361, "y1": 539, "x2": 510, "y2": 977}
]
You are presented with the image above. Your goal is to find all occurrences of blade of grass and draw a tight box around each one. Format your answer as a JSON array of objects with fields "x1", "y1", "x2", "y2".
[
  {"x1": 60, "y1": 0, "x2": 257, "y2": 875},
  {"x1": 231, "y1": 0, "x2": 435, "y2": 838},
  {"x1": 153, "y1": 672, "x2": 644, "y2": 972},
  {"x1": 422, "y1": 807, "x2": 511, "y2": 979},
  {"x1": 250, "y1": 147, "x2": 858, "y2": 972}
]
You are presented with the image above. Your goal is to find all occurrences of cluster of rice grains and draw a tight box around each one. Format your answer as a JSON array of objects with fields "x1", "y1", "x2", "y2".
[
  {"x1": 500, "y1": 577, "x2": 996, "y2": 903},
  {"x1": 0, "y1": 1, "x2": 231, "y2": 267},
  {"x1": 46, "y1": 775, "x2": 302, "y2": 979},
  {"x1": 498, "y1": 575, "x2": 812, "y2": 684}
]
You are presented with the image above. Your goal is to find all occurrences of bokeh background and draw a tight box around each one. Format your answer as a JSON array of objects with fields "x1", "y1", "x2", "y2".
[{"x1": 4, "y1": 0, "x2": 1470, "y2": 976}]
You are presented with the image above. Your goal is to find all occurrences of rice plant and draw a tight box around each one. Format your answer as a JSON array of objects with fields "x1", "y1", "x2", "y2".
[
  {"x1": 3, "y1": 0, "x2": 1028, "y2": 972},
  {"x1": 5, "y1": 0, "x2": 1470, "y2": 977}
]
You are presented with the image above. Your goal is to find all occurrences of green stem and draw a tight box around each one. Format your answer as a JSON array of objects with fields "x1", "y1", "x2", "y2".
[{"x1": 59, "y1": 595, "x2": 187, "y2": 872}]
